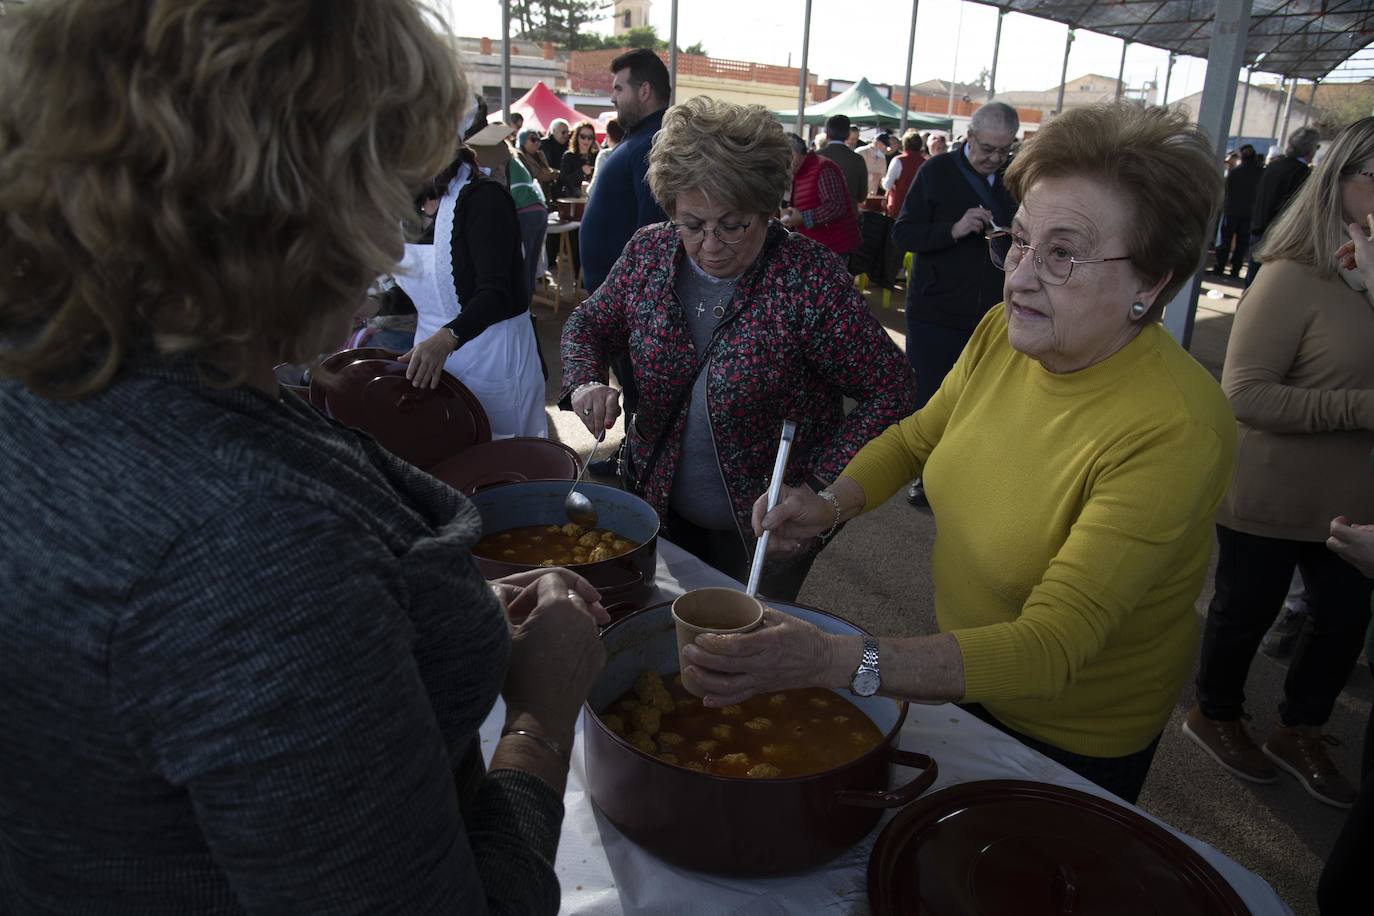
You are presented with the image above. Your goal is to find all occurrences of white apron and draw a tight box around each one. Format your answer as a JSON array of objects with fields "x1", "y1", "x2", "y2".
[{"x1": 395, "y1": 165, "x2": 547, "y2": 439}]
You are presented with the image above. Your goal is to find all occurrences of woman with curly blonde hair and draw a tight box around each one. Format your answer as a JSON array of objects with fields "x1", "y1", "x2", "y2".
[
  {"x1": 561, "y1": 96, "x2": 915, "y2": 600},
  {"x1": 0, "y1": 2, "x2": 605, "y2": 912}
]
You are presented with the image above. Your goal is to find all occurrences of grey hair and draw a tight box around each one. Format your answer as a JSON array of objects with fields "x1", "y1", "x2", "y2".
[
  {"x1": 1286, "y1": 126, "x2": 1321, "y2": 159},
  {"x1": 970, "y1": 101, "x2": 1020, "y2": 137},
  {"x1": 548, "y1": 118, "x2": 569, "y2": 133},
  {"x1": 517, "y1": 128, "x2": 541, "y2": 146},
  {"x1": 647, "y1": 96, "x2": 792, "y2": 217},
  {"x1": 784, "y1": 132, "x2": 808, "y2": 157},
  {"x1": 1257, "y1": 117, "x2": 1374, "y2": 279}
]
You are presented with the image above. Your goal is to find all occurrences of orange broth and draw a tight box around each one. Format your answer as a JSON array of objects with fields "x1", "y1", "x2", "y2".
[{"x1": 602, "y1": 669, "x2": 884, "y2": 778}]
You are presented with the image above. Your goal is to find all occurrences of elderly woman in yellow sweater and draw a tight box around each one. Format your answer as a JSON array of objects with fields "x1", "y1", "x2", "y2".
[{"x1": 681, "y1": 103, "x2": 1237, "y2": 804}]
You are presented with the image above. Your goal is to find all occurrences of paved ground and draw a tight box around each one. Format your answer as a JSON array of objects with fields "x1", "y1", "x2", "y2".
[{"x1": 533, "y1": 273, "x2": 1368, "y2": 916}]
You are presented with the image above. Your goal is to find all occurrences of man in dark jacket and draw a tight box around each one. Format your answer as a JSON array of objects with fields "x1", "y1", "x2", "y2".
[
  {"x1": 892, "y1": 101, "x2": 1018, "y2": 505},
  {"x1": 816, "y1": 113, "x2": 869, "y2": 206},
  {"x1": 1247, "y1": 127, "x2": 1320, "y2": 286},
  {"x1": 1214, "y1": 144, "x2": 1262, "y2": 280},
  {"x1": 579, "y1": 47, "x2": 671, "y2": 474}
]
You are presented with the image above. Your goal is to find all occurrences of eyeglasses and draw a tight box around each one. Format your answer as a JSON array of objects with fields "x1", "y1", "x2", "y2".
[
  {"x1": 967, "y1": 132, "x2": 1013, "y2": 160},
  {"x1": 986, "y1": 229, "x2": 1131, "y2": 286},
  {"x1": 671, "y1": 219, "x2": 752, "y2": 245}
]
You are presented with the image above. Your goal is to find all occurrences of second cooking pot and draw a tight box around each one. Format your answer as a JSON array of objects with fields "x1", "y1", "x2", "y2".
[{"x1": 584, "y1": 600, "x2": 938, "y2": 876}]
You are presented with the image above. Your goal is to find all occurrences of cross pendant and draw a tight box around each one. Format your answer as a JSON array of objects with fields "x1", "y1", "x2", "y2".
[{"x1": 695, "y1": 302, "x2": 706, "y2": 317}]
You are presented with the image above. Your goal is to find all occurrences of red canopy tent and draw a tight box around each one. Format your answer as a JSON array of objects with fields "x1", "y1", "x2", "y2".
[{"x1": 491, "y1": 81, "x2": 595, "y2": 137}]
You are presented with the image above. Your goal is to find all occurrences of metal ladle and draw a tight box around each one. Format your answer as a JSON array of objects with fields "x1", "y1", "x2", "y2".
[
  {"x1": 564, "y1": 434, "x2": 606, "y2": 527},
  {"x1": 744, "y1": 419, "x2": 797, "y2": 598}
]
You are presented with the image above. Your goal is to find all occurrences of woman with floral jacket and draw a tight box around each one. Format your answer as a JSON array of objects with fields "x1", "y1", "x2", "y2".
[{"x1": 561, "y1": 97, "x2": 916, "y2": 600}]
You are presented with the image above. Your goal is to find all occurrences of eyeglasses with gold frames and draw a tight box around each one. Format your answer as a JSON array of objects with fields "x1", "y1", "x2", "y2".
[{"x1": 986, "y1": 229, "x2": 1131, "y2": 286}]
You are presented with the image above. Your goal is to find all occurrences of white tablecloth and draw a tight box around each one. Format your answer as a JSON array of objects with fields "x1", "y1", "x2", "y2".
[{"x1": 479, "y1": 540, "x2": 1291, "y2": 915}]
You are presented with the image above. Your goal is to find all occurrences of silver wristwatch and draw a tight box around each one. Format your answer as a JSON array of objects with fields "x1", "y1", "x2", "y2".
[{"x1": 849, "y1": 635, "x2": 881, "y2": 697}]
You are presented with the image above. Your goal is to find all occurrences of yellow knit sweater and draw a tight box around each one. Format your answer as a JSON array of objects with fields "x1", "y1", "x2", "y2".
[{"x1": 843, "y1": 308, "x2": 1236, "y2": 757}]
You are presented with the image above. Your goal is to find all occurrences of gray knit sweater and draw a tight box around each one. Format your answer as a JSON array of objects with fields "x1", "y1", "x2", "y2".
[{"x1": 0, "y1": 361, "x2": 563, "y2": 914}]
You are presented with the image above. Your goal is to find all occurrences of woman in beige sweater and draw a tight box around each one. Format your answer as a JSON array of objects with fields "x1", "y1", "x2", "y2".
[{"x1": 1186, "y1": 117, "x2": 1374, "y2": 810}]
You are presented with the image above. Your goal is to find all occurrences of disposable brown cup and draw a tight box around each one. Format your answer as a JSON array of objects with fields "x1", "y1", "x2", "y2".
[{"x1": 672, "y1": 587, "x2": 764, "y2": 698}]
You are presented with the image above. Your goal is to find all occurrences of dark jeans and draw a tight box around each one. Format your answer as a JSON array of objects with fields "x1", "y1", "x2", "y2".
[
  {"x1": 1196, "y1": 525, "x2": 1373, "y2": 726},
  {"x1": 1317, "y1": 662, "x2": 1374, "y2": 915},
  {"x1": 961, "y1": 703, "x2": 1162, "y2": 804},
  {"x1": 905, "y1": 317, "x2": 974, "y2": 410},
  {"x1": 516, "y1": 206, "x2": 548, "y2": 306},
  {"x1": 1215, "y1": 215, "x2": 1251, "y2": 277},
  {"x1": 664, "y1": 506, "x2": 816, "y2": 602}
]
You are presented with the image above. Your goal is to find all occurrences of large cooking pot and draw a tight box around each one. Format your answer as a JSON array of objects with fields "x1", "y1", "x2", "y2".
[
  {"x1": 585, "y1": 600, "x2": 938, "y2": 876},
  {"x1": 429, "y1": 438, "x2": 580, "y2": 495},
  {"x1": 466, "y1": 480, "x2": 658, "y2": 612}
]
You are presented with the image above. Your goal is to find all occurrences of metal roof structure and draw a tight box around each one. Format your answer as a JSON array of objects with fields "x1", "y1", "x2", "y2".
[{"x1": 968, "y1": 1, "x2": 1373, "y2": 80}]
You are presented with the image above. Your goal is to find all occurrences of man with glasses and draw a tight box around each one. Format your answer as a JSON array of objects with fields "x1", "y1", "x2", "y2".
[
  {"x1": 580, "y1": 48, "x2": 671, "y2": 475},
  {"x1": 892, "y1": 102, "x2": 1018, "y2": 505}
]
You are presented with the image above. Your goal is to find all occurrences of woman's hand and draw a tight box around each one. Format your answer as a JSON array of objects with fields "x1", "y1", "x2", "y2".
[
  {"x1": 1335, "y1": 215, "x2": 1374, "y2": 288},
  {"x1": 571, "y1": 383, "x2": 621, "y2": 436},
  {"x1": 681, "y1": 607, "x2": 851, "y2": 707},
  {"x1": 779, "y1": 207, "x2": 803, "y2": 229},
  {"x1": 490, "y1": 567, "x2": 609, "y2": 625},
  {"x1": 1328, "y1": 515, "x2": 1374, "y2": 578},
  {"x1": 751, "y1": 484, "x2": 831, "y2": 557},
  {"x1": 502, "y1": 571, "x2": 607, "y2": 734},
  {"x1": 397, "y1": 329, "x2": 455, "y2": 389}
]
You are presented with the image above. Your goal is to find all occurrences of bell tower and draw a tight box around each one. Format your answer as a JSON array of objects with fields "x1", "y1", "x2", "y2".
[{"x1": 613, "y1": 0, "x2": 651, "y2": 36}]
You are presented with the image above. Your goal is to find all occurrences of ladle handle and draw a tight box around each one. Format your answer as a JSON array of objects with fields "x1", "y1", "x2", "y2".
[{"x1": 745, "y1": 419, "x2": 797, "y2": 598}]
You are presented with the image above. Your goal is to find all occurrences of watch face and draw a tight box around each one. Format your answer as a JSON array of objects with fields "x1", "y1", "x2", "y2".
[{"x1": 851, "y1": 668, "x2": 881, "y2": 697}]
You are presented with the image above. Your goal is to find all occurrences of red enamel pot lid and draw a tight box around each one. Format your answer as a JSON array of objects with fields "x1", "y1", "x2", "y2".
[
  {"x1": 867, "y1": 779, "x2": 1250, "y2": 916},
  {"x1": 428, "y1": 438, "x2": 580, "y2": 495},
  {"x1": 313, "y1": 349, "x2": 491, "y2": 469}
]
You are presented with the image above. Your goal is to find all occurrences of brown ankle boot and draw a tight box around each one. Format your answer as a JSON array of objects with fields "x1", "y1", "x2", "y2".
[
  {"x1": 1263, "y1": 723, "x2": 1356, "y2": 809},
  {"x1": 1181, "y1": 704, "x2": 1278, "y2": 783}
]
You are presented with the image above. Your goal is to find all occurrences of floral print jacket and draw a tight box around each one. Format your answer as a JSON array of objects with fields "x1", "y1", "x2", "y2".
[{"x1": 560, "y1": 221, "x2": 916, "y2": 550}]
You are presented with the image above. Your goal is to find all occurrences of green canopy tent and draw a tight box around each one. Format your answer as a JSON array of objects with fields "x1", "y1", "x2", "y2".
[{"x1": 773, "y1": 77, "x2": 953, "y2": 131}]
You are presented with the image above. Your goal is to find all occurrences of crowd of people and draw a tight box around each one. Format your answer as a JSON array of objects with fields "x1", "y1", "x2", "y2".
[{"x1": 1, "y1": 1, "x2": 1372, "y2": 914}]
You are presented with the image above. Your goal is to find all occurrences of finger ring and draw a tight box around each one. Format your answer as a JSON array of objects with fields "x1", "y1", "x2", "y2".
[{"x1": 582, "y1": 407, "x2": 592, "y2": 416}]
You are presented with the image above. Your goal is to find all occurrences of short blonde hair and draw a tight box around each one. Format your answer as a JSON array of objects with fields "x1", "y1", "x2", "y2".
[
  {"x1": 1005, "y1": 103, "x2": 1221, "y2": 316},
  {"x1": 647, "y1": 97, "x2": 792, "y2": 217},
  {"x1": 0, "y1": 0, "x2": 464, "y2": 399},
  {"x1": 1256, "y1": 118, "x2": 1373, "y2": 278}
]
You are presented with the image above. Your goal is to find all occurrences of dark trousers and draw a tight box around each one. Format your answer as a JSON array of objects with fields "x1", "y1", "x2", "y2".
[
  {"x1": 665, "y1": 507, "x2": 816, "y2": 602},
  {"x1": 961, "y1": 703, "x2": 1162, "y2": 804},
  {"x1": 1317, "y1": 663, "x2": 1374, "y2": 915},
  {"x1": 905, "y1": 317, "x2": 974, "y2": 410},
  {"x1": 1245, "y1": 233, "x2": 1264, "y2": 289},
  {"x1": 516, "y1": 207, "x2": 548, "y2": 307},
  {"x1": 1196, "y1": 525, "x2": 1373, "y2": 726},
  {"x1": 1215, "y1": 215, "x2": 1251, "y2": 277}
]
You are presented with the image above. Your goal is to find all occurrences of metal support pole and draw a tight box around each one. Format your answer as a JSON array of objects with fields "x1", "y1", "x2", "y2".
[
  {"x1": 1162, "y1": 51, "x2": 1176, "y2": 105},
  {"x1": 500, "y1": 0, "x2": 512, "y2": 117},
  {"x1": 1162, "y1": 0, "x2": 1252, "y2": 348},
  {"x1": 1279, "y1": 77, "x2": 1297, "y2": 148},
  {"x1": 987, "y1": 9, "x2": 1006, "y2": 100},
  {"x1": 947, "y1": 1, "x2": 965, "y2": 117},
  {"x1": 1302, "y1": 78, "x2": 1319, "y2": 128},
  {"x1": 1237, "y1": 68, "x2": 1252, "y2": 142},
  {"x1": 796, "y1": 0, "x2": 812, "y2": 136},
  {"x1": 1115, "y1": 39, "x2": 1129, "y2": 101},
  {"x1": 1054, "y1": 29, "x2": 1075, "y2": 115},
  {"x1": 1269, "y1": 76, "x2": 1286, "y2": 140},
  {"x1": 900, "y1": 0, "x2": 920, "y2": 135},
  {"x1": 668, "y1": 0, "x2": 678, "y2": 106}
]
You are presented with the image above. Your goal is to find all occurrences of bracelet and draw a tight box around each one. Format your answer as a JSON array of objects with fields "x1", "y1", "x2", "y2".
[
  {"x1": 572, "y1": 381, "x2": 607, "y2": 398},
  {"x1": 816, "y1": 489, "x2": 842, "y2": 544},
  {"x1": 501, "y1": 727, "x2": 568, "y2": 763}
]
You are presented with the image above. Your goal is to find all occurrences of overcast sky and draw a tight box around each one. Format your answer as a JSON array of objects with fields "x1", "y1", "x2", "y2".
[{"x1": 446, "y1": 0, "x2": 1373, "y2": 103}]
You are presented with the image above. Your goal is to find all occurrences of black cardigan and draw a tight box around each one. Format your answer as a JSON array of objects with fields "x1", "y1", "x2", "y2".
[{"x1": 384, "y1": 174, "x2": 528, "y2": 348}]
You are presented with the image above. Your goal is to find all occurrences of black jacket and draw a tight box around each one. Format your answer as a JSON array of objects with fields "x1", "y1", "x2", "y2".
[
  {"x1": 892, "y1": 147, "x2": 1017, "y2": 332},
  {"x1": 1251, "y1": 155, "x2": 1310, "y2": 237},
  {"x1": 1223, "y1": 160, "x2": 1264, "y2": 220}
]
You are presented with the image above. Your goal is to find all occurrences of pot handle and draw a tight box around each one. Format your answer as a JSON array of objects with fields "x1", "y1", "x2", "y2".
[{"x1": 835, "y1": 749, "x2": 938, "y2": 809}]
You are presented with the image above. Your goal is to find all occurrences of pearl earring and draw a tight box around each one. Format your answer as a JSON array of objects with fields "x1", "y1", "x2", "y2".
[{"x1": 1129, "y1": 301, "x2": 1147, "y2": 319}]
